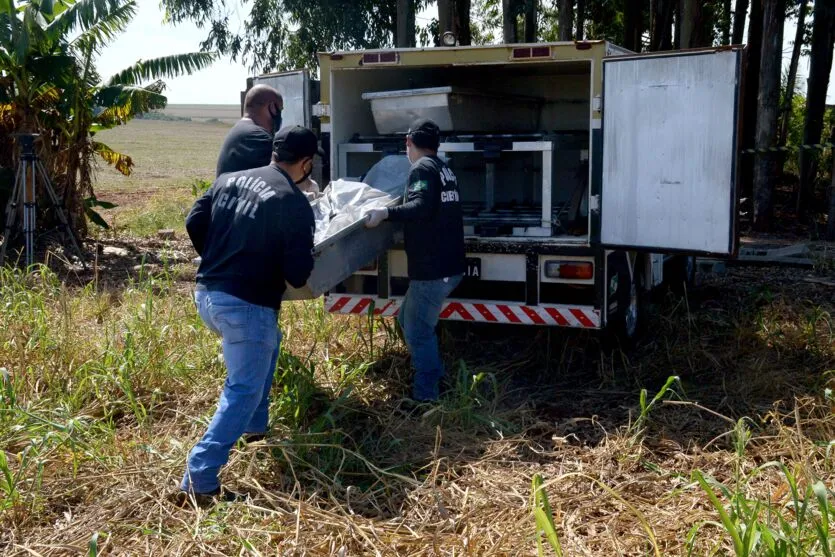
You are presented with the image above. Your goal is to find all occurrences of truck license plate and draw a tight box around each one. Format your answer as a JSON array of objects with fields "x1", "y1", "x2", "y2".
[{"x1": 465, "y1": 258, "x2": 481, "y2": 279}]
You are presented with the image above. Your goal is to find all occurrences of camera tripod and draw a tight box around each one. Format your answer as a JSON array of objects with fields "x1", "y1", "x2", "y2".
[{"x1": 0, "y1": 133, "x2": 84, "y2": 267}]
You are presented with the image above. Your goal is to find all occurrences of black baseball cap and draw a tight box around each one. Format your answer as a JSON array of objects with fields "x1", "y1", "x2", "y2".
[
  {"x1": 407, "y1": 118, "x2": 441, "y2": 150},
  {"x1": 273, "y1": 126, "x2": 325, "y2": 162}
]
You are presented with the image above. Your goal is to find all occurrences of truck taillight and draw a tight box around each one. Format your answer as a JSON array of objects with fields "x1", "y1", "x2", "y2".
[
  {"x1": 362, "y1": 52, "x2": 399, "y2": 65},
  {"x1": 512, "y1": 46, "x2": 551, "y2": 59},
  {"x1": 544, "y1": 261, "x2": 594, "y2": 280}
]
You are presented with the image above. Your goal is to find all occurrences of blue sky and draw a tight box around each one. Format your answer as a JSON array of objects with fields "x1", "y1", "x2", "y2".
[{"x1": 96, "y1": 0, "x2": 833, "y2": 105}]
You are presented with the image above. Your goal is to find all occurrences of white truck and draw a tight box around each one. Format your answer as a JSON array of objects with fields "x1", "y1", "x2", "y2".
[{"x1": 249, "y1": 40, "x2": 743, "y2": 340}]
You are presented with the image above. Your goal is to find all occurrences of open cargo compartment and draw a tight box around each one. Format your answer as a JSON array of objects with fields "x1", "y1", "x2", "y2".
[{"x1": 330, "y1": 59, "x2": 593, "y2": 243}]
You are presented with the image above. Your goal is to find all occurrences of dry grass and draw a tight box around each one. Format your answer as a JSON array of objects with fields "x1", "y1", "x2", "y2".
[
  {"x1": 0, "y1": 259, "x2": 833, "y2": 556},
  {"x1": 2, "y1": 115, "x2": 833, "y2": 555}
]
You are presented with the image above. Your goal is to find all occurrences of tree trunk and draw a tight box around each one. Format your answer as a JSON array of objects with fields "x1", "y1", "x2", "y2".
[
  {"x1": 650, "y1": 0, "x2": 657, "y2": 45},
  {"x1": 721, "y1": 0, "x2": 732, "y2": 44},
  {"x1": 674, "y1": 0, "x2": 682, "y2": 48},
  {"x1": 559, "y1": 0, "x2": 574, "y2": 41},
  {"x1": 797, "y1": 0, "x2": 835, "y2": 219},
  {"x1": 683, "y1": 0, "x2": 714, "y2": 48},
  {"x1": 576, "y1": 0, "x2": 586, "y2": 39},
  {"x1": 661, "y1": 0, "x2": 674, "y2": 49},
  {"x1": 651, "y1": 0, "x2": 674, "y2": 50},
  {"x1": 778, "y1": 0, "x2": 808, "y2": 148},
  {"x1": 524, "y1": 0, "x2": 537, "y2": 42},
  {"x1": 753, "y1": 0, "x2": 787, "y2": 231},
  {"x1": 623, "y1": 0, "x2": 642, "y2": 51},
  {"x1": 396, "y1": 0, "x2": 416, "y2": 47},
  {"x1": 740, "y1": 0, "x2": 763, "y2": 201},
  {"x1": 503, "y1": 0, "x2": 518, "y2": 43},
  {"x1": 681, "y1": 0, "x2": 698, "y2": 48},
  {"x1": 732, "y1": 0, "x2": 749, "y2": 44},
  {"x1": 438, "y1": 0, "x2": 453, "y2": 38},
  {"x1": 455, "y1": 0, "x2": 472, "y2": 45},
  {"x1": 827, "y1": 125, "x2": 835, "y2": 240}
]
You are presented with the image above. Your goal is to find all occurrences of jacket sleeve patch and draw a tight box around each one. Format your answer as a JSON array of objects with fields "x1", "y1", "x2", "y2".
[{"x1": 410, "y1": 180, "x2": 429, "y2": 193}]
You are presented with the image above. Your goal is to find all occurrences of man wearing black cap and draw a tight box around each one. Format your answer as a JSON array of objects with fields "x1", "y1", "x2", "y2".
[
  {"x1": 364, "y1": 119, "x2": 465, "y2": 402},
  {"x1": 179, "y1": 126, "x2": 323, "y2": 505}
]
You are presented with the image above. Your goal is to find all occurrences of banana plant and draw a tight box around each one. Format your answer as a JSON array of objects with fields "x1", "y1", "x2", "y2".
[{"x1": 0, "y1": 0, "x2": 216, "y2": 233}]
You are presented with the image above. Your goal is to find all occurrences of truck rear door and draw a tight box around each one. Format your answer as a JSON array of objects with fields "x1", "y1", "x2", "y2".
[
  {"x1": 251, "y1": 70, "x2": 316, "y2": 128},
  {"x1": 598, "y1": 48, "x2": 743, "y2": 256}
]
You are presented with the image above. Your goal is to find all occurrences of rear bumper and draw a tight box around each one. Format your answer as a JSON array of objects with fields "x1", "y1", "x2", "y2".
[{"x1": 325, "y1": 294, "x2": 601, "y2": 328}]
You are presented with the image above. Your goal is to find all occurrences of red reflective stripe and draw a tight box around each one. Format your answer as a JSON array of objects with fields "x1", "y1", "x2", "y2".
[
  {"x1": 442, "y1": 302, "x2": 474, "y2": 321},
  {"x1": 544, "y1": 307, "x2": 570, "y2": 327},
  {"x1": 497, "y1": 304, "x2": 522, "y2": 323},
  {"x1": 473, "y1": 303, "x2": 498, "y2": 322},
  {"x1": 456, "y1": 304, "x2": 475, "y2": 320},
  {"x1": 350, "y1": 298, "x2": 372, "y2": 314},
  {"x1": 374, "y1": 300, "x2": 394, "y2": 315},
  {"x1": 332, "y1": 296, "x2": 598, "y2": 328},
  {"x1": 521, "y1": 306, "x2": 546, "y2": 325},
  {"x1": 570, "y1": 308, "x2": 595, "y2": 328},
  {"x1": 329, "y1": 297, "x2": 350, "y2": 312}
]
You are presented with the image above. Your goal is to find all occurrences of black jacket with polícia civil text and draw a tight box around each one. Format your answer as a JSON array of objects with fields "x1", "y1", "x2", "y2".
[
  {"x1": 186, "y1": 165, "x2": 314, "y2": 309},
  {"x1": 387, "y1": 155, "x2": 466, "y2": 281}
]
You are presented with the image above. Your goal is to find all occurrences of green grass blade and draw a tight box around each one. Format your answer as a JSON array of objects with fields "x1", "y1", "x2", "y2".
[
  {"x1": 741, "y1": 501, "x2": 761, "y2": 554},
  {"x1": 758, "y1": 522, "x2": 776, "y2": 553},
  {"x1": 534, "y1": 508, "x2": 562, "y2": 555},
  {"x1": 813, "y1": 481, "x2": 833, "y2": 557},
  {"x1": 532, "y1": 474, "x2": 562, "y2": 556},
  {"x1": 695, "y1": 471, "x2": 745, "y2": 556},
  {"x1": 648, "y1": 375, "x2": 680, "y2": 408},
  {"x1": 0, "y1": 450, "x2": 15, "y2": 503},
  {"x1": 686, "y1": 521, "x2": 707, "y2": 556},
  {"x1": 88, "y1": 532, "x2": 99, "y2": 557}
]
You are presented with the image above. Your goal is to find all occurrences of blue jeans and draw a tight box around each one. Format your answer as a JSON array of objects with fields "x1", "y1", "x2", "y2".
[
  {"x1": 181, "y1": 290, "x2": 281, "y2": 494},
  {"x1": 397, "y1": 274, "x2": 463, "y2": 401}
]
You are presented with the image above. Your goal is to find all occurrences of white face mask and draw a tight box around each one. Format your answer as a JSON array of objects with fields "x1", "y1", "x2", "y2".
[{"x1": 406, "y1": 143, "x2": 418, "y2": 164}]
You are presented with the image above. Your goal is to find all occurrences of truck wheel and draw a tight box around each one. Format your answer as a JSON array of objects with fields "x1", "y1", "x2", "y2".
[
  {"x1": 606, "y1": 263, "x2": 643, "y2": 350},
  {"x1": 666, "y1": 255, "x2": 697, "y2": 294},
  {"x1": 623, "y1": 276, "x2": 640, "y2": 339}
]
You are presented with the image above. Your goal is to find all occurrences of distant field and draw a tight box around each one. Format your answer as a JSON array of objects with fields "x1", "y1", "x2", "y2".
[
  {"x1": 162, "y1": 104, "x2": 240, "y2": 124},
  {"x1": 94, "y1": 119, "x2": 232, "y2": 192},
  {"x1": 92, "y1": 118, "x2": 233, "y2": 234}
]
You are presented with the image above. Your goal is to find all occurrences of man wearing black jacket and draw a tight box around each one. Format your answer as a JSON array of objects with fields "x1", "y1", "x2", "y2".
[
  {"x1": 364, "y1": 119, "x2": 465, "y2": 401},
  {"x1": 216, "y1": 84, "x2": 283, "y2": 177},
  {"x1": 216, "y1": 85, "x2": 320, "y2": 195},
  {"x1": 180, "y1": 126, "x2": 322, "y2": 504}
]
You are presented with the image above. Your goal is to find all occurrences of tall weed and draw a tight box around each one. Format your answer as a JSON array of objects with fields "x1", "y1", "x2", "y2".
[{"x1": 690, "y1": 419, "x2": 835, "y2": 556}]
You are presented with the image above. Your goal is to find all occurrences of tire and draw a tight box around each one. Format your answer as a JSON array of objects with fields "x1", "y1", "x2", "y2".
[
  {"x1": 666, "y1": 255, "x2": 697, "y2": 295},
  {"x1": 605, "y1": 259, "x2": 643, "y2": 350},
  {"x1": 622, "y1": 273, "x2": 641, "y2": 340}
]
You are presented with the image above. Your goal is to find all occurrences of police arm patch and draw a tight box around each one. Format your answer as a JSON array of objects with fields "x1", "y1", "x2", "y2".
[{"x1": 409, "y1": 180, "x2": 429, "y2": 193}]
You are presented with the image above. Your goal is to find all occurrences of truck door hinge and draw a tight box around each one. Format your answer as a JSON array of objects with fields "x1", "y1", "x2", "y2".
[
  {"x1": 592, "y1": 95, "x2": 602, "y2": 113},
  {"x1": 590, "y1": 194, "x2": 601, "y2": 213}
]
